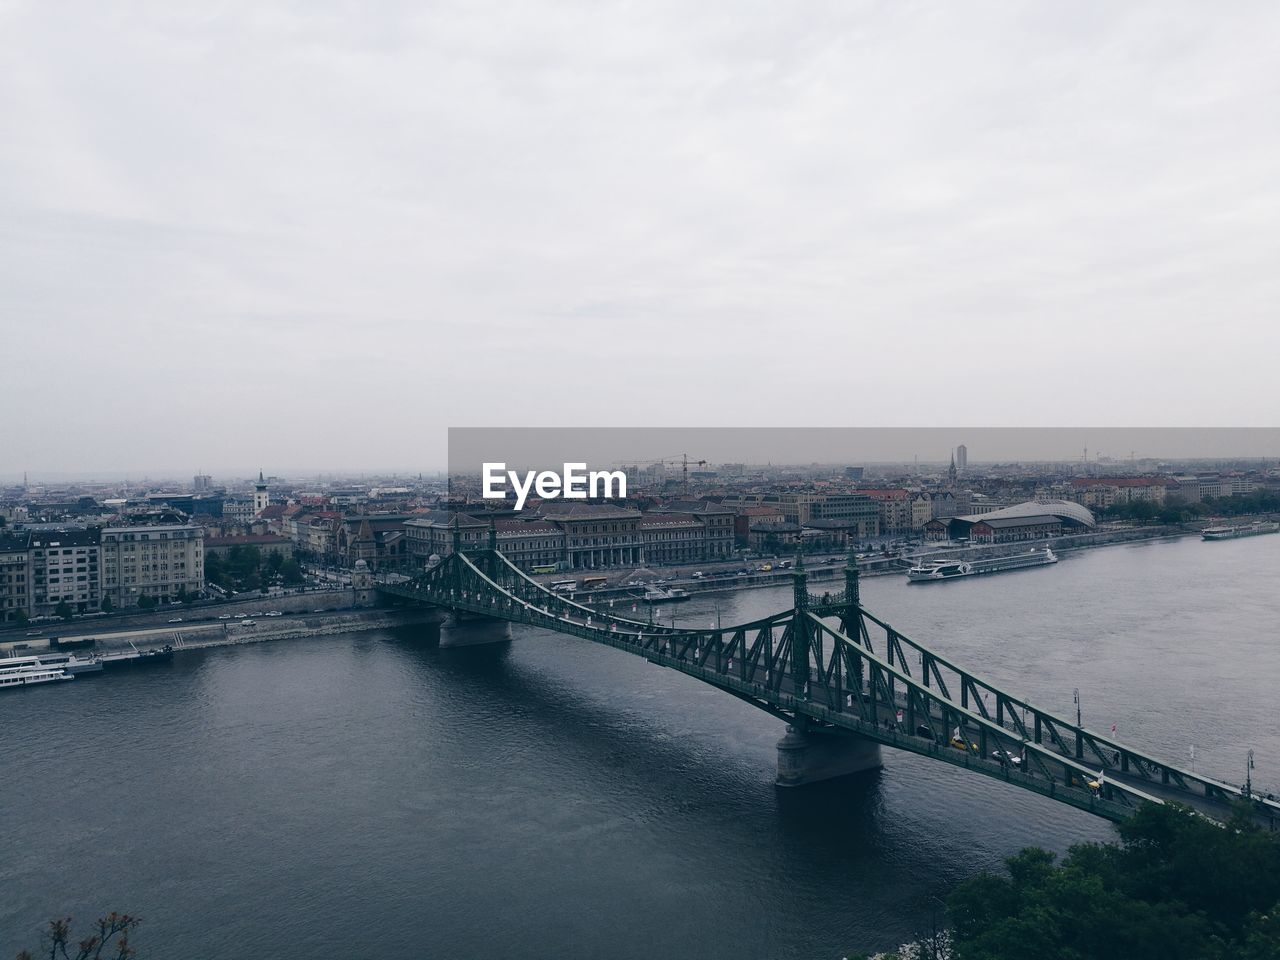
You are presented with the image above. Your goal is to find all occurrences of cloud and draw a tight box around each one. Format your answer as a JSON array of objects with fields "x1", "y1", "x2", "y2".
[{"x1": 2, "y1": 0, "x2": 1279, "y2": 473}]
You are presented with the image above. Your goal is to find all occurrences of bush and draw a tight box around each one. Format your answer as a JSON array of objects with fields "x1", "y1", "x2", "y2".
[{"x1": 948, "y1": 803, "x2": 1280, "y2": 960}]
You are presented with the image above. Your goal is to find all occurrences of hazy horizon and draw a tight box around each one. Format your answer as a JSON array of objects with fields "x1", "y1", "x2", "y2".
[{"x1": 6, "y1": 426, "x2": 1280, "y2": 485}]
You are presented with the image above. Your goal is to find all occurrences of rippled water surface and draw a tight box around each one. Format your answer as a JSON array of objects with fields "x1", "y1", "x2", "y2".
[{"x1": 3, "y1": 535, "x2": 1278, "y2": 958}]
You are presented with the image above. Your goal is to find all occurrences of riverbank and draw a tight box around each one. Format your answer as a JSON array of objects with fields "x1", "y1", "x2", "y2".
[
  {"x1": 567, "y1": 522, "x2": 1200, "y2": 605},
  {"x1": 6, "y1": 606, "x2": 445, "y2": 659}
]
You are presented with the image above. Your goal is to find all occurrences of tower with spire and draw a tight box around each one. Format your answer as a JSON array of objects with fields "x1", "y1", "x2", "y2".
[
  {"x1": 948, "y1": 451, "x2": 957, "y2": 486},
  {"x1": 253, "y1": 470, "x2": 269, "y2": 516}
]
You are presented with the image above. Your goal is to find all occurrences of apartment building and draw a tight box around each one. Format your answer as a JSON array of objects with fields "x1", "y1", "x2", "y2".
[
  {"x1": 0, "y1": 532, "x2": 32, "y2": 623},
  {"x1": 30, "y1": 528, "x2": 102, "y2": 616},
  {"x1": 100, "y1": 520, "x2": 204, "y2": 607}
]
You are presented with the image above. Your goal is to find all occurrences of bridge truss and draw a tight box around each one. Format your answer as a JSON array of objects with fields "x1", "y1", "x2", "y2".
[{"x1": 376, "y1": 543, "x2": 1278, "y2": 826}]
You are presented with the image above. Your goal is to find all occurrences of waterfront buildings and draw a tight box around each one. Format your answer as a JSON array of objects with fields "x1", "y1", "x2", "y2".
[
  {"x1": 100, "y1": 518, "x2": 205, "y2": 608},
  {"x1": 926, "y1": 501, "x2": 1097, "y2": 543}
]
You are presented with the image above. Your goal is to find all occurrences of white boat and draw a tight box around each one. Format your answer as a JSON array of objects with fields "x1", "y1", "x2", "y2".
[
  {"x1": 641, "y1": 586, "x2": 691, "y2": 603},
  {"x1": 907, "y1": 548, "x2": 1058, "y2": 583},
  {"x1": 1202, "y1": 521, "x2": 1279, "y2": 541},
  {"x1": 0, "y1": 661, "x2": 75, "y2": 689},
  {"x1": 0, "y1": 652, "x2": 103, "y2": 675}
]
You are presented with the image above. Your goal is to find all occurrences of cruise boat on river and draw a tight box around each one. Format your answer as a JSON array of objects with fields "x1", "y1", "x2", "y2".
[
  {"x1": 1201, "y1": 521, "x2": 1280, "y2": 541},
  {"x1": 0, "y1": 659, "x2": 76, "y2": 690},
  {"x1": 1, "y1": 652, "x2": 103, "y2": 675},
  {"x1": 907, "y1": 547, "x2": 1058, "y2": 583},
  {"x1": 641, "y1": 586, "x2": 691, "y2": 603}
]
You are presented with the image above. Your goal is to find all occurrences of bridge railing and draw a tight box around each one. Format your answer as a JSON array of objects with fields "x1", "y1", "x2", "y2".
[{"x1": 826, "y1": 602, "x2": 1280, "y2": 815}]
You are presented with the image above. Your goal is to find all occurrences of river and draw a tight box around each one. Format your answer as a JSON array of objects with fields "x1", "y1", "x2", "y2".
[{"x1": 3, "y1": 534, "x2": 1278, "y2": 958}]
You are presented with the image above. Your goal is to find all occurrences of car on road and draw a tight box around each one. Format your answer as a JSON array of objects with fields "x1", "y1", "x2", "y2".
[
  {"x1": 991, "y1": 750, "x2": 1022, "y2": 766},
  {"x1": 218, "y1": 614, "x2": 231, "y2": 620}
]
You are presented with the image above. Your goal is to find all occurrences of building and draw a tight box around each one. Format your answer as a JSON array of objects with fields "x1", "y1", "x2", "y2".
[
  {"x1": 494, "y1": 519, "x2": 566, "y2": 571},
  {"x1": 932, "y1": 500, "x2": 1096, "y2": 542},
  {"x1": 405, "y1": 511, "x2": 490, "y2": 567},
  {"x1": 749, "y1": 521, "x2": 802, "y2": 551},
  {"x1": 800, "y1": 518, "x2": 863, "y2": 550},
  {"x1": 253, "y1": 471, "x2": 270, "y2": 516},
  {"x1": 100, "y1": 519, "x2": 204, "y2": 608},
  {"x1": 911, "y1": 492, "x2": 934, "y2": 530},
  {"x1": 734, "y1": 505, "x2": 785, "y2": 547},
  {"x1": 968, "y1": 515, "x2": 1064, "y2": 544},
  {"x1": 1198, "y1": 474, "x2": 1224, "y2": 502},
  {"x1": 334, "y1": 515, "x2": 411, "y2": 570},
  {"x1": 1069, "y1": 477, "x2": 1167, "y2": 510},
  {"x1": 222, "y1": 497, "x2": 256, "y2": 524},
  {"x1": 0, "y1": 532, "x2": 32, "y2": 622},
  {"x1": 858, "y1": 489, "x2": 913, "y2": 535},
  {"x1": 29, "y1": 528, "x2": 102, "y2": 617},
  {"x1": 534, "y1": 503, "x2": 643, "y2": 569},
  {"x1": 657, "y1": 500, "x2": 736, "y2": 560},
  {"x1": 956, "y1": 445, "x2": 968, "y2": 471},
  {"x1": 639, "y1": 514, "x2": 710, "y2": 565}
]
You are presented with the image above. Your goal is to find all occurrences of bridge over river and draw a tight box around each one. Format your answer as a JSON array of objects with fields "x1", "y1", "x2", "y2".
[{"x1": 375, "y1": 534, "x2": 1279, "y2": 827}]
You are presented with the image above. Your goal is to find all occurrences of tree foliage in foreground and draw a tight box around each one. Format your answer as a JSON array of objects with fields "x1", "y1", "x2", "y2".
[
  {"x1": 16, "y1": 912, "x2": 139, "y2": 960},
  {"x1": 947, "y1": 803, "x2": 1280, "y2": 960}
]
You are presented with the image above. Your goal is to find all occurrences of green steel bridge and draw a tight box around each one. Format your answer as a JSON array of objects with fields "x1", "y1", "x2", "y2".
[{"x1": 375, "y1": 536, "x2": 1278, "y2": 827}]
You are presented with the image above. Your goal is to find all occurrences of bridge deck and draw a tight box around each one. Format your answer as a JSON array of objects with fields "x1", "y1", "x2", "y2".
[{"x1": 376, "y1": 549, "x2": 1279, "y2": 827}]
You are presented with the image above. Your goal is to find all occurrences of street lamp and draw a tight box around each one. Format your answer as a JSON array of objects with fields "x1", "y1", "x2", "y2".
[
  {"x1": 1073, "y1": 688, "x2": 1081, "y2": 728},
  {"x1": 1247, "y1": 749, "x2": 1255, "y2": 798}
]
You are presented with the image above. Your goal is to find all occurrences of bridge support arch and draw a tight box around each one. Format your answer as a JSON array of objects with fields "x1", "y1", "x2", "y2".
[{"x1": 776, "y1": 725, "x2": 883, "y2": 787}]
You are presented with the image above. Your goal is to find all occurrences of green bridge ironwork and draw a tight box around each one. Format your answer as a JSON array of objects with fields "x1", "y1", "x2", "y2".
[{"x1": 375, "y1": 541, "x2": 1278, "y2": 826}]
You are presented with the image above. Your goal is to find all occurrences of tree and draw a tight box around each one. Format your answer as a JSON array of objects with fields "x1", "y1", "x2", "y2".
[
  {"x1": 55, "y1": 599, "x2": 73, "y2": 620},
  {"x1": 100, "y1": 597, "x2": 114, "y2": 614},
  {"x1": 280, "y1": 558, "x2": 305, "y2": 586},
  {"x1": 947, "y1": 802, "x2": 1280, "y2": 960},
  {"x1": 137, "y1": 594, "x2": 157, "y2": 610},
  {"x1": 16, "y1": 911, "x2": 140, "y2": 960}
]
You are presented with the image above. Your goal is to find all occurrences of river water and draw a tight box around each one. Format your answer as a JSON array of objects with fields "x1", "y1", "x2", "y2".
[{"x1": 3, "y1": 534, "x2": 1278, "y2": 958}]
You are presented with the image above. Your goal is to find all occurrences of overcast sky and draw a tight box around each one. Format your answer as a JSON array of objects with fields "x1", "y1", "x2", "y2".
[{"x1": 3, "y1": 1, "x2": 1278, "y2": 476}]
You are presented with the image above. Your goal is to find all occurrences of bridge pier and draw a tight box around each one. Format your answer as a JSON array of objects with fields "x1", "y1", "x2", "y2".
[
  {"x1": 441, "y1": 613, "x2": 512, "y2": 647},
  {"x1": 776, "y1": 725, "x2": 883, "y2": 787}
]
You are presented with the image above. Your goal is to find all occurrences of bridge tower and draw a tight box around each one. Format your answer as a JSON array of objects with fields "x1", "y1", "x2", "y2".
[
  {"x1": 352, "y1": 559, "x2": 373, "y2": 607},
  {"x1": 776, "y1": 549, "x2": 883, "y2": 786},
  {"x1": 790, "y1": 550, "x2": 811, "y2": 701},
  {"x1": 840, "y1": 547, "x2": 866, "y2": 642}
]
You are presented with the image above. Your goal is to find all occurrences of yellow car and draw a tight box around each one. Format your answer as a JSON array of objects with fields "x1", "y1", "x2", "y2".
[{"x1": 949, "y1": 737, "x2": 979, "y2": 753}]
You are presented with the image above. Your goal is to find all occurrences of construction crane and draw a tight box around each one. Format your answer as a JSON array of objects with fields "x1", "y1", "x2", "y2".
[{"x1": 615, "y1": 453, "x2": 707, "y2": 498}]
